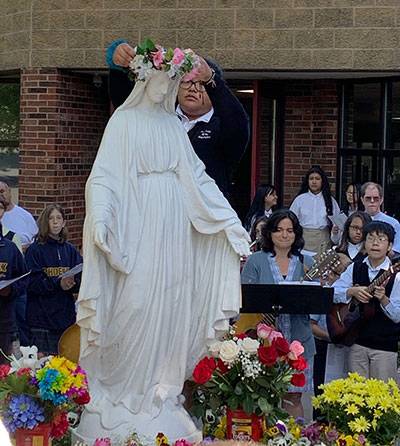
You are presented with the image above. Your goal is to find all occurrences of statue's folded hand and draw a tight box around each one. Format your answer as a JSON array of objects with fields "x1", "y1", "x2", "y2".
[
  {"x1": 224, "y1": 224, "x2": 251, "y2": 257},
  {"x1": 94, "y1": 222, "x2": 111, "y2": 255}
]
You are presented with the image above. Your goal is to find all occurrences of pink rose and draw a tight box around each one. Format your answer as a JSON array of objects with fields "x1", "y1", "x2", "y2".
[
  {"x1": 288, "y1": 340, "x2": 304, "y2": 360},
  {"x1": 172, "y1": 48, "x2": 185, "y2": 65},
  {"x1": 257, "y1": 323, "x2": 283, "y2": 343},
  {"x1": 94, "y1": 439, "x2": 112, "y2": 446},
  {"x1": 152, "y1": 47, "x2": 164, "y2": 68}
]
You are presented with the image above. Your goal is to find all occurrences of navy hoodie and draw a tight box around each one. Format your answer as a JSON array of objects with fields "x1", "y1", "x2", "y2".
[
  {"x1": 0, "y1": 229, "x2": 27, "y2": 334},
  {"x1": 25, "y1": 238, "x2": 82, "y2": 332}
]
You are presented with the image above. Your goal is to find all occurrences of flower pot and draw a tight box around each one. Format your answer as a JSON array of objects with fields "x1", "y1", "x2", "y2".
[
  {"x1": 15, "y1": 423, "x2": 52, "y2": 446},
  {"x1": 226, "y1": 408, "x2": 264, "y2": 441}
]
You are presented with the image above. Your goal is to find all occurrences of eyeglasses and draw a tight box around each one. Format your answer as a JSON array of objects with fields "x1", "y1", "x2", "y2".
[
  {"x1": 180, "y1": 80, "x2": 206, "y2": 93},
  {"x1": 365, "y1": 234, "x2": 389, "y2": 244},
  {"x1": 363, "y1": 196, "x2": 381, "y2": 203},
  {"x1": 349, "y1": 225, "x2": 363, "y2": 232}
]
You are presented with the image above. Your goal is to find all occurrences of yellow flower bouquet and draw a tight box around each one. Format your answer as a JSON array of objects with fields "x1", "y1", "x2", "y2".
[{"x1": 313, "y1": 373, "x2": 400, "y2": 445}]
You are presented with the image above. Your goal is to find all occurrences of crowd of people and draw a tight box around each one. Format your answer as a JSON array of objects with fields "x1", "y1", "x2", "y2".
[
  {"x1": 242, "y1": 170, "x2": 400, "y2": 418},
  {"x1": 0, "y1": 40, "x2": 399, "y2": 429}
]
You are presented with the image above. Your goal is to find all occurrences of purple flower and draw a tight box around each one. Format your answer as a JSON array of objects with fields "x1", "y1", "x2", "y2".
[
  {"x1": 301, "y1": 422, "x2": 321, "y2": 442},
  {"x1": 4, "y1": 394, "x2": 45, "y2": 433},
  {"x1": 275, "y1": 420, "x2": 287, "y2": 434}
]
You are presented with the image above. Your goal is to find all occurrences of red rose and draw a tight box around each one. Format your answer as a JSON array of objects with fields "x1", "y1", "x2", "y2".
[
  {"x1": 16, "y1": 368, "x2": 31, "y2": 377},
  {"x1": 236, "y1": 333, "x2": 246, "y2": 339},
  {"x1": 192, "y1": 357, "x2": 216, "y2": 384},
  {"x1": 257, "y1": 345, "x2": 278, "y2": 366},
  {"x1": 217, "y1": 358, "x2": 228, "y2": 374},
  {"x1": 273, "y1": 337, "x2": 290, "y2": 356},
  {"x1": 51, "y1": 411, "x2": 69, "y2": 439},
  {"x1": 291, "y1": 373, "x2": 306, "y2": 387},
  {"x1": 289, "y1": 356, "x2": 308, "y2": 371},
  {"x1": 74, "y1": 390, "x2": 91, "y2": 405},
  {"x1": 0, "y1": 364, "x2": 10, "y2": 379}
]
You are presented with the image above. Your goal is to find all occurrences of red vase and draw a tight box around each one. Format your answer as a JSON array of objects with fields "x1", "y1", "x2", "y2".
[
  {"x1": 226, "y1": 408, "x2": 264, "y2": 441},
  {"x1": 15, "y1": 423, "x2": 52, "y2": 446}
]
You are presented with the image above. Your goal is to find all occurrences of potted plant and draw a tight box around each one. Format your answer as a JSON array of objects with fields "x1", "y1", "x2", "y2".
[
  {"x1": 0, "y1": 346, "x2": 90, "y2": 446},
  {"x1": 190, "y1": 324, "x2": 308, "y2": 441},
  {"x1": 313, "y1": 372, "x2": 400, "y2": 446}
]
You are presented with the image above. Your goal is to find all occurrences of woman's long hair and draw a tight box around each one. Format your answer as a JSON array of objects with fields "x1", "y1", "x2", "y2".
[
  {"x1": 295, "y1": 165, "x2": 333, "y2": 215},
  {"x1": 36, "y1": 204, "x2": 68, "y2": 244},
  {"x1": 336, "y1": 211, "x2": 371, "y2": 254},
  {"x1": 342, "y1": 182, "x2": 364, "y2": 214},
  {"x1": 244, "y1": 184, "x2": 277, "y2": 231},
  {"x1": 261, "y1": 209, "x2": 304, "y2": 258}
]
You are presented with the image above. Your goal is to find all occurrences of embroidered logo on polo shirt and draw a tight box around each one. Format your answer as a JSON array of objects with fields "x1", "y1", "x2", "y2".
[{"x1": 198, "y1": 129, "x2": 211, "y2": 140}]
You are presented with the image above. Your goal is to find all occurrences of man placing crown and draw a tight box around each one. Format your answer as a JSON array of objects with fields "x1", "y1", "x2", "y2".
[
  {"x1": 75, "y1": 40, "x2": 250, "y2": 444},
  {"x1": 106, "y1": 39, "x2": 249, "y2": 200}
]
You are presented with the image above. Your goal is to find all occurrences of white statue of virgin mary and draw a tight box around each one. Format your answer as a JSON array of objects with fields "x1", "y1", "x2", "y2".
[{"x1": 75, "y1": 48, "x2": 249, "y2": 444}]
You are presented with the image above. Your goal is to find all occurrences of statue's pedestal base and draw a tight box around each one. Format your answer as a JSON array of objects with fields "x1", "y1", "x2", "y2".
[{"x1": 73, "y1": 398, "x2": 202, "y2": 445}]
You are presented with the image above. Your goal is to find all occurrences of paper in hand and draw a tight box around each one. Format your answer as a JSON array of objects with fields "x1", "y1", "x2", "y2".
[
  {"x1": 59, "y1": 263, "x2": 83, "y2": 279},
  {"x1": 328, "y1": 212, "x2": 348, "y2": 231},
  {"x1": 0, "y1": 271, "x2": 31, "y2": 291}
]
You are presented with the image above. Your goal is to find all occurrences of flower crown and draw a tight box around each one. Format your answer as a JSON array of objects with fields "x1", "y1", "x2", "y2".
[{"x1": 129, "y1": 38, "x2": 198, "y2": 82}]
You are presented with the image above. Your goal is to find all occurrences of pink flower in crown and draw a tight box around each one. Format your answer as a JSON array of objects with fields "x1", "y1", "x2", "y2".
[
  {"x1": 175, "y1": 440, "x2": 193, "y2": 446},
  {"x1": 172, "y1": 48, "x2": 185, "y2": 65},
  {"x1": 152, "y1": 46, "x2": 164, "y2": 68},
  {"x1": 257, "y1": 323, "x2": 283, "y2": 343},
  {"x1": 93, "y1": 438, "x2": 112, "y2": 446},
  {"x1": 288, "y1": 340, "x2": 304, "y2": 360}
]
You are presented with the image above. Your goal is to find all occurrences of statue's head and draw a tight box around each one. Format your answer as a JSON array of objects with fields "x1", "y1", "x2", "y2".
[{"x1": 145, "y1": 71, "x2": 170, "y2": 105}]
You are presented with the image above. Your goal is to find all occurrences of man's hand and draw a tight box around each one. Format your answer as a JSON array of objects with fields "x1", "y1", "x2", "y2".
[
  {"x1": 331, "y1": 224, "x2": 339, "y2": 235},
  {"x1": 113, "y1": 43, "x2": 135, "y2": 68},
  {"x1": 60, "y1": 276, "x2": 75, "y2": 291},
  {"x1": 373, "y1": 286, "x2": 390, "y2": 306},
  {"x1": 192, "y1": 56, "x2": 213, "y2": 83},
  {"x1": 225, "y1": 224, "x2": 251, "y2": 257},
  {"x1": 348, "y1": 286, "x2": 372, "y2": 303}
]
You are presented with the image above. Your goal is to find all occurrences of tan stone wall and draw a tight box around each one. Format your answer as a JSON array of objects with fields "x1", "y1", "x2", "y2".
[{"x1": 1, "y1": 0, "x2": 400, "y2": 71}]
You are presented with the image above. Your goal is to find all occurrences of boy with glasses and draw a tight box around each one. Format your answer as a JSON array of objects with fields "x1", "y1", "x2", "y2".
[
  {"x1": 360, "y1": 182, "x2": 400, "y2": 254},
  {"x1": 333, "y1": 221, "x2": 400, "y2": 381}
]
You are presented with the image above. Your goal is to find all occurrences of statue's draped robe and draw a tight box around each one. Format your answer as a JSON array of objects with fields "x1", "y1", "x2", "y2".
[{"x1": 77, "y1": 106, "x2": 241, "y2": 428}]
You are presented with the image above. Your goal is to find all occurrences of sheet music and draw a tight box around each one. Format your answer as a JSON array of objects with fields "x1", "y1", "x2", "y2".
[
  {"x1": 0, "y1": 271, "x2": 30, "y2": 290},
  {"x1": 328, "y1": 212, "x2": 348, "y2": 231},
  {"x1": 277, "y1": 281, "x2": 321, "y2": 286},
  {"x1": 59, "y1": 263, "x2": 83, "y2": 279}
]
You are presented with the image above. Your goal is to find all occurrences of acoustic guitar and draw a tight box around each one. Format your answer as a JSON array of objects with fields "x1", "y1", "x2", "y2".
[
  {"x1": 327, "y1": 260, "x2": 400, "y2": 346},
  {"x1": 235, "y1": 249, "x2": 341, "y2": 334}
]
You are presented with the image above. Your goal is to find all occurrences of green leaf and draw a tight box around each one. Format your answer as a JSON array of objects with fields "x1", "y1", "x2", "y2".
[
  {"x1": 209, "y1": 395, "x2": 221, "y2": 411},
  {"x1": 164, "y1": 48, "x2": 174, "y2": 62},
  {"x1": 227, "y1": 395, "x2": 239, "y2": 410},
  {"x1": 242, "y1": 392, "x2": 254, "y2": 414},
  {"x1": 234, "y1": 383, "x2": 243, "y2": 396},
  {"x1": 258, "y1": 397, "x2": 273, "y2": 415},
  {"x1": 219, "y1": 383, "x2": 231, "y2": 393},
  {"x1": 255, "y1": 377, "x2": 271, "y2": 387}
]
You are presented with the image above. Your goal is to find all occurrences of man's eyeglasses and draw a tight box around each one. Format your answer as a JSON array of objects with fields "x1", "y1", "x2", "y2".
[
  {"x1": 365, "y1": 234, "x2": 389, "y2": 244},
  {"x1": 363, "y1": 196, "x2": 381, "y2": 203},
  {"x1": 180, "y1": 80, "x2": 206, "y2": 93}
]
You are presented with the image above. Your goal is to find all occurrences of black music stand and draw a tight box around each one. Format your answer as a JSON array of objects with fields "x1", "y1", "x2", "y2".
[{"x1": 241, "y1": 283, "x2": 333, "y2": 316}]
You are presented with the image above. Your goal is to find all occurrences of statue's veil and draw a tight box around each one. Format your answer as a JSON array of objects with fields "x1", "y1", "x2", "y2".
[{"x1": 117, "y1": 71, "x2": 181, "y2": 114}]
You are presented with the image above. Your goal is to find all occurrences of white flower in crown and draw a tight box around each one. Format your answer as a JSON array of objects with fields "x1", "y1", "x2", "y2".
[{"x1": 129, "y1": 54, "x2": 153, "y2": 81}]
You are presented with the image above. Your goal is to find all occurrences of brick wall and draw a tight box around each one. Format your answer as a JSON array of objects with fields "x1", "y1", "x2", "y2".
[
  {"x1": 283, "y1": 79, "x2": 339, "y2": 206},
  {"x1": 19, "y1": 68, "x2": 109, "y2": 246},
  {"x1": 1, "y1": 1, "x2": 400, "y2": 71}
]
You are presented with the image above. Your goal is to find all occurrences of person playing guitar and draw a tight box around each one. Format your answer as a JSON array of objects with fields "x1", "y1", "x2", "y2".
[{"x1": 332, "y1": 221, "x2": 400, "y2": 381}]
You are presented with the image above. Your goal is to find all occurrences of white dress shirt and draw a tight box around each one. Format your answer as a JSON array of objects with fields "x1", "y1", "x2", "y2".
[
  {"x1": 371, "y1": 211, "x2": 400, "y2": 254},
  {"x1": 348, "y1": 242, "x2": 363, "y2": 260},
  {"x1": 290, "y1": 191, "x2": 340, "y2": 229},
  {"x1": 176, "y1": 105, "x2": 214, "y2": 133},
  {"x1": 333, "y1": 256, "x2": 400, "y2": 323}
]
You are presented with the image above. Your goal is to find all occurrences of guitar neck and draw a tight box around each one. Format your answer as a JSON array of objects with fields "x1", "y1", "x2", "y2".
[{"x1": 367, "y1": 264, "x2": 395, "y2": 292}]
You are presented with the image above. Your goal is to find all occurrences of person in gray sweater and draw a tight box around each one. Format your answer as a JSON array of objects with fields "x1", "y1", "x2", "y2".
[{"x1": 241, "y1": 209, "x2": 315, "y2": 418}]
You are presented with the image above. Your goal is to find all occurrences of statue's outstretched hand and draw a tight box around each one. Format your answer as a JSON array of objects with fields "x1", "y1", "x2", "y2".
[
  {"x1": 224, "y1": 224, "x2": 251, "y2": 257},
  {"x1": 94, "y1": 222, "x2": 111, "y2": 255}
]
